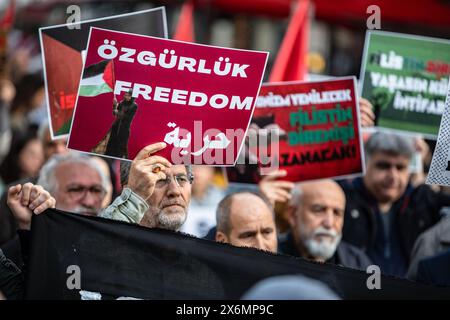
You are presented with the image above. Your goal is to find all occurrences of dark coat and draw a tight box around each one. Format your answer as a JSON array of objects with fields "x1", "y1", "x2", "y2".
[
  {"x1": 0, "y1": 176, "x2": 37, "y2": 246},
  {"x1": 278, "y1": 232, "x2": 372, "y2": 271},
  {"x1": 340, "y1": 178, "x2": 450, "y2": 265},
  {"x1": 416, "y1": 249, "x2": 450, "y2": 287},
  {"x1": 0, "y1": 249, "x2": 23, "y2": 299},
  {"x1": 407, "y1": 213, "x2": 450, "y2": 280}
]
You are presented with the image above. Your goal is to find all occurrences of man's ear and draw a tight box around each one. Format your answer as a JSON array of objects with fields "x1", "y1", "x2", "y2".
[{"x1": 215, "y1": 231, "x2": 228, "y2": 243}]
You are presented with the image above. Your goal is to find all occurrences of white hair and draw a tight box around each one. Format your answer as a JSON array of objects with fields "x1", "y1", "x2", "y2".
[
  {"x1": 37, "y1": 152, "x2": 109, "y2": 194},
  {"x1": 299, "y1": 225, "x2": 341, "y2": 260}
]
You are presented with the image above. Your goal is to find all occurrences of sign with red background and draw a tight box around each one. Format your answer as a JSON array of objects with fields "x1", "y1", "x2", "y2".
[{"x1": 68, "y1": 28, "x2": 268, "y2": 164}]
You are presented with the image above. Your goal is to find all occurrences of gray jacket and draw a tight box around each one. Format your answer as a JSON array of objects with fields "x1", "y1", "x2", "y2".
[
  {"x1": 407, "y1": 213, "x2": 450, "y2": 280},
  {"x1": 99, "y1": 188, "x2": 148, "y2": 224}
]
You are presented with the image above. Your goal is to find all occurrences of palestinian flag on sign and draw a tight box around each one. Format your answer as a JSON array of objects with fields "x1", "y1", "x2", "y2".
[{"x1": 79, "y1": 60, "x2": 115, "y2": 97}]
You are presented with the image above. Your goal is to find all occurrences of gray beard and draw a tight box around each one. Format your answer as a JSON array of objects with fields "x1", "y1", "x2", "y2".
[
  {"x1": 141, "y1": 208, "x2": 187, "y2": 231},
  {"x1": 298, "y1": 224, "x2": 341, "y2": 261}
]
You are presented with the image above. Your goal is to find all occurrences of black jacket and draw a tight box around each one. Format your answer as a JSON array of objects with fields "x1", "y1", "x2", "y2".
[
  {"x1": 340, "y1": 178, "x2": 450, "y2": 265},
  {"x1": 0, "y1": 176, "x2": 37, "y2": 246},
  {"x1": 0, "y1": 249, "x2": 23, "y2": 299},
  {"x1": 278, "y1": 232, "x2": 372, "y2": 271},
  {"x1": 416, "y1": 249, "x2": 450, "y2": 287}
]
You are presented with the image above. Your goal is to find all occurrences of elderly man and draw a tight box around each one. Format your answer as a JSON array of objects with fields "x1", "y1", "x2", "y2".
[
  {"x1": 340, "y1": 132, "x2": 450, "y2": 277},
  {"x1": 11, "y1": 142, "x2": 192, "y2": 233},
  {"x1": 101, "y1": 142, "x2": 193, "y2": 231},
  {"x1": 279, "y1": 179, "x2": 371, "y2": 270},
  {"x1": 215, "y1": 191, "x2": 277, "y2": 253},
  {"x1": 35, "y1": 153, "x2": 110, "y2": 216},
  {"x1": 2, "y1": 152, "x2": 110, "y2": 266}
]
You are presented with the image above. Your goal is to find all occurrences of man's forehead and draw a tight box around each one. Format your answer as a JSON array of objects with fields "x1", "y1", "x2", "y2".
[
  {"x1": 56, "y1": 162, "x2": 100, "y2": 180},
  {"x1": 231, "y1": 197, "x2": 273, "y2": 223},
  {"x1": 372, "y1": 151, "x2": 410, "y2": 162},
  {"x1": 169, "y1": 165, "x2": 187, "y2": 174},
  {"x1": 303, "y1": 188, "x2": 345, "y2": 209},
  {"x1": 232, "y1": 211, "x2": 274, "y2": 232},
  {"x1": 307, "y1": 199, "x2": 345, "y2": 210}
]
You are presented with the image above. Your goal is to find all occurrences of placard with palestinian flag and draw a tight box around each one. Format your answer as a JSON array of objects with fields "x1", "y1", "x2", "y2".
[
  {"x1": 68, "y1": 27, "x2": 269, "y2": 165},
  {"x1": 79, "y1": 60, "x2": 115, "y2": 97},
  {"x1": 39, "y1": 7, "x2": 167, "y2": 139}
]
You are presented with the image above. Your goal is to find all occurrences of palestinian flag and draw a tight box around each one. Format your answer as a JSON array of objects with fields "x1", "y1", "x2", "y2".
[{"x1": 79, "y1": 60, "x2": 115, "y2": 97}]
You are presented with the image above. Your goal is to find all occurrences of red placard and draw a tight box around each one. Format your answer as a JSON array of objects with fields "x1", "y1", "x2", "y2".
[
  {"x1": 68, "y1": 27, "x2": 269, "y2": 165},
  {"x1": 226, "y1": 77, "x2": 365, "y2": 183}
]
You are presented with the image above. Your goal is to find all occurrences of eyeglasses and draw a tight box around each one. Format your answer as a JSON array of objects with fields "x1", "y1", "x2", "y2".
[
  {"x1": 65, "y1": 185, "x2": 106, "y2": 201},
  {"x1": 374, "y1": 161, "x2": 407, "y2": 171},
  {"x1": 155, "y1": 174, "x2": 193, "y2": 189}
]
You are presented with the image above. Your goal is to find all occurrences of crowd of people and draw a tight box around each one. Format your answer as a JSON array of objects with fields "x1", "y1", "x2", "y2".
[
  {"x1": 1, "y1": 5, "x2": 450, "y2": 301},
  {"x1": 1, "y1": 102, "x2": 450, "y2": 299}
]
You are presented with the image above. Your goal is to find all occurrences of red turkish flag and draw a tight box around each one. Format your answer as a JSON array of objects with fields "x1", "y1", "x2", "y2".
[
  {"x1": 269, "y1": 0, "x2": 310, "y2": 82},
  {"x1": 173, "y1": 0, "x2": 195, "y2": 42}
]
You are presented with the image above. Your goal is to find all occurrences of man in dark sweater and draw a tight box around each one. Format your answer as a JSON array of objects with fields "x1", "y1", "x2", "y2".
[
  {"x1": 340, "y1": 132, "x2": 450, "y2": 278},
  {"x1": 279, "y1": 179, "x2": 372, "y2": 271}
]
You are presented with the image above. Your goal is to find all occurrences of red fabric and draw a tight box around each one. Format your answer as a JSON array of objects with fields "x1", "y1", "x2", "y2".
[
  {"x1": 313, "y1": 0, "x2": 450, "y2": 28},
  {"x1": 103, "y1": 60, "x2": 115, "y2": 90},
  {"x1": 269, "y1": 0, "x2": 309, "y2": 82},
  {"x1": 209, "y1": 0, "x2": 450, "y2": 28},
  {"x1": 42, "y1": 33, "x2": 83, "y2": 133},
  {"x1": 173, "y1": 0, "x2": 195, "y2": 42},
  {"x1": 0, "y1": 0, "x2": 15, "y2": 30},
  {"x1": 210, "y1": 0, "x2": 291, "y2": 18}
]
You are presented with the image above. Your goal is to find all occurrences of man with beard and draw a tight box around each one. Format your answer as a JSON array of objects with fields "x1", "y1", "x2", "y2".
[
  {"x1": 279, "y1": 180, "x2": 371, "y2": 270},
  {"x1": 101, "y1": 142, "x2": 193, "y2": 231},
  {"x1": 12, "y1": 143, "x2": 191, "y2": 231}
]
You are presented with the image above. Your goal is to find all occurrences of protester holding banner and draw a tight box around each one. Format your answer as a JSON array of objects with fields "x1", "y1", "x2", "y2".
[
  {"x1": 0, "y1": 121, "x2": 68, "y2": 246},
  {"x1": 101, "y1": 142, "x2": 193, "y2": 231},
  {"x1": 2, "y1": 180, "x2": 57, "y2": 300},
  {"x1": 340, "y1": 132, "x2": 450, "y2": 278},
  {"x1": 2, "y1": 153, "x2": 108, "y2": 266}
]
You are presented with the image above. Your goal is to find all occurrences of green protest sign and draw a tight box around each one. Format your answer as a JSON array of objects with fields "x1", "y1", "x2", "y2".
[{"x1": 360, "y1": 31, "x2": 450, "y2": 138}]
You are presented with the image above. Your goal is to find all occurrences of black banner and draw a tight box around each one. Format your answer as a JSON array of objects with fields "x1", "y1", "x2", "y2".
[{"x1": 25, "y1": 210, "x2": 450, "y2": 300}]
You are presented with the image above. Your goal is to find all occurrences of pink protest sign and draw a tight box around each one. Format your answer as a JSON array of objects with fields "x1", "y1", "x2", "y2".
[{"x1": 68, "y1": 27, "x2": 269, "y2": 165}]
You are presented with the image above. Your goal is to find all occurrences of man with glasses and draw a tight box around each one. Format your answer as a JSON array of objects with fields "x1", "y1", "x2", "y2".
[
  {"x1": 36, "y1": 152, "x2": 109, "y2": 216},
  {"x1": 10, "y1": 143, "x2": 193, "y2": 232},
  {"x1": 340, "y1": 132, "x2": 450, "y2": 277},
  {"x1": 101, "y1": 142, "x2": 193, "y2": 231}
]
